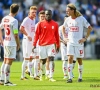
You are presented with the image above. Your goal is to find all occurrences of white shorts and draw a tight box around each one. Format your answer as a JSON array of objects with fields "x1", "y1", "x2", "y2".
[
  {"x1": 33, "y1": 46, "x2": 39, "y2": 57},
  {"x1": 67, "y1": 44, "x2": 84, "y2": 58},
  {"x1": 39, "y1": 44, "x2": 56, "y2": 59},
  {"x1": 4, "y1": 46, "x2": 16, "y2": 59},
  {"x1": 22, "y1": 38, "x2": 32, "y2": 58},
  {"x1": 60, "y1": 43, "x2": 67, "y2": 60}
]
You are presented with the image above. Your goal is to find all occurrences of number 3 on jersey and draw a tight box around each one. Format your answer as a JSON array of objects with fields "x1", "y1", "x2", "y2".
[{"x1": 4, "y1": 24, "x2": 10, "y2": 36}]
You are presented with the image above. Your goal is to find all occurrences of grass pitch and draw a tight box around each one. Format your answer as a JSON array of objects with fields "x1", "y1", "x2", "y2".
[{"x1": 0, "y1": 60, "x2": 100, "y2": 90}]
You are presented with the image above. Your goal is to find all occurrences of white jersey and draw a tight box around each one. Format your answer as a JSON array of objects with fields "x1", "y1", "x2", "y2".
[
  {"x1": 59, "y1": 25, "x2": 68, "y2": 40},
  {"x1": 63, "y1": 16, "x2": 90, "y2": 46},
  {"x1": 0, "y1": 15, "x2": 18, "y2": 46},
  {"x1": 21, "y1": 17, "x2": 35, "y2": 42}
]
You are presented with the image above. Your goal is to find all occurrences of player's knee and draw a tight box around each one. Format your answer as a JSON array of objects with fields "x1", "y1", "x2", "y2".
[
  {"x1": 42, "y1": 59, "x2": 46, "y2": 64},
  {"x1": 48, "y1": 56, "x2": 54, "y2": 61}
]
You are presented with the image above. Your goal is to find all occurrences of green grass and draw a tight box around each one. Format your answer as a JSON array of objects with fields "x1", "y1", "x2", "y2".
[{"x1": 0, "y1": 60, "x2": 100, "y2": 90}]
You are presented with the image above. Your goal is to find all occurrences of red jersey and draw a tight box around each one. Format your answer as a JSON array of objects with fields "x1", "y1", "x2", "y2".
[{"x1": 33, "y1": 20, "x2": 60, "y2": 48}]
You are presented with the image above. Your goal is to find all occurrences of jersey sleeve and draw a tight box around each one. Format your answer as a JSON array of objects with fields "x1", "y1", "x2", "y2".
[
  {"x1": 82, "y1": 16, "x2": 90, "y2": 28},
  {"x1": 55, "y1": 23, "x2": 60, "y2": 48},
  {"x1": 59, "y1": 26, "x2": 62, "y2": 37},
  {"x1": 21, "y1": 17, "x2": 27, "y2": 28},
  {"x1": 33, "y1": 22, "x2": 40, "y2": 46},
  {"x1": 12, "y1": 19, "x2": 18, "y2": 34}
]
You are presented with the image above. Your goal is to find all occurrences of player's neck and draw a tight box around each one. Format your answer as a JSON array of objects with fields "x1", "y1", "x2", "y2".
[
  {"x1": 29, "y1": 16, "x2": 34, "y2": 20},
  {"x1": 71, "y1": 15, "x2": 76, "y2": 19},
  {"x1": 9, "y1": 13, "x2": 15, "y2": 17}
]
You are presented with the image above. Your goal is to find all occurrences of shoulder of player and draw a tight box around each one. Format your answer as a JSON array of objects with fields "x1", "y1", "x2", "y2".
[
  {"x1": 51, "y1": 20, "x2": 58, "y2": 25},
  {"x1": 59, "y1": 25, "x2": 63, "y2": 30},
  {"x1": 23, "y1": 17, "x2": 30, "y2": 22}
]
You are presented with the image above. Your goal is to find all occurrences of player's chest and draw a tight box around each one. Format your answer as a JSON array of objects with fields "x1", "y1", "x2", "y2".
[{"x1": 67, "y1": 19, "x2": 80, "y2": 27}]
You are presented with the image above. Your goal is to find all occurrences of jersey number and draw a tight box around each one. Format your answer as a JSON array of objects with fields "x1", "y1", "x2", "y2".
[{"x1": 4, "y1": 24, "x2": 10, "y2": 36}]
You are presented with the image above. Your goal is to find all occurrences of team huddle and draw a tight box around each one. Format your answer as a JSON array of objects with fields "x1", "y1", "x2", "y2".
[{"x1": 0, "y1": 3, "x2": 92, "y2": 86}]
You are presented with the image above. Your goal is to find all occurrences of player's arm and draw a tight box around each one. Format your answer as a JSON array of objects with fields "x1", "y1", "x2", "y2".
[
  {"x1": 20, "y1": 26, "x2": 28, "y2": 36},
  {"x1": 62, "y1": 26, "x2": 66, "y2": 38},
  {"x1": 14, "y1": 33, "x2": 20, "y2": 51},
  {"x1": 33, "y1": 23, "x2": 40, "y2": 46},
  {"x1": 0, "y1": 29, "x2": 3, "y2": 45},
  {"x1": 0, "y1": 23, "x2": 4, "y2": 45},
  {"x1": 60, "y1": 37, "x2": 67, "y2": 46},
  {"x1": 84, "y1": 26, "x2": 93, "y2": 40},
  {"x1": 13, "y1": 20, "x2": 20, "y2": 51},
  {"x1": 55, "y1": 24, "x2": 60, "y2": 53}
]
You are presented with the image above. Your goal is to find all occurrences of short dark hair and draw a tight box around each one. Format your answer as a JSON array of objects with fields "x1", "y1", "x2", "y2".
[
  {"x1": 45, "y1": 10, "x2": 52, "y2": 14},
  {"x1": 10, "y1": 4, "x2": 19, "y2": 14},
  {"x1": 38, "y1": 10, "x2": 45, "y2": 16}
]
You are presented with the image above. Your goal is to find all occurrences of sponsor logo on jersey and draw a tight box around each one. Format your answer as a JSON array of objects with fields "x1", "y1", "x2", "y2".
[
  {"x1": 52, "y1": 26, "x2": 54, "y2": 29},
  {"x1": 70, "y1": 26, "x2": 79, "y2": 32},
  {"x1": 44, "y1": 26, "x2": 46, "y2": 28}
]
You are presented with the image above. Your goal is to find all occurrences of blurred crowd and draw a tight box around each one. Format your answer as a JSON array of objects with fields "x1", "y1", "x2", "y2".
[{"x1": 0, "y1": 0, "x2": 100, "y2": 60}]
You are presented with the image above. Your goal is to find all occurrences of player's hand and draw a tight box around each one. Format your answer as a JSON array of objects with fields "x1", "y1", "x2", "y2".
[
  {"x1": 27, "y1": 36, "x2": 32, "y2": 41},
  {"x1": 17, "y1": 43, "x2": 20, "y2": 51},
  {"x1": 0, "y1": 40, "x2": 3, "y2": 46},
  {"x1": 64, "y1": 38, "x2": 69, "y2": 42},
  {"x1": 56, "y1": 47, "x2": 59, "y2": 53},
  {"x1": 79, "y1": 38, "x2": 86, "y2": 44},
  {"x1": 32, "y1": 46, "x2": 36, "y2": 53}
]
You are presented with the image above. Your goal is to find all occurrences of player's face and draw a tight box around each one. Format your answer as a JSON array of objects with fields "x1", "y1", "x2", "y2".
[
  {"x1": 66, "y1": 7, "x2": 73, "y2": 16},
  {"x1": 45, "y1": 11, "x2": 52, "y2": 21},
  {"x1": 29, "y1": 9, "x2": 37, "y2": 19},
  {"x1": 39, "y1": 14, "x2": 45, "y2": 21}
]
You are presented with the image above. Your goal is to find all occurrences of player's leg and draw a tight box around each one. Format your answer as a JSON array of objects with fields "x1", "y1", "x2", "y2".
[
  {"x1": 42, "y1": 59, "x2": 46, "y2": 76},
  {"x1": 72, "y1": 56, "x2": 76, "y2": 78},
  {"x1": 21, "y1": 40, "x2": 29, "y2": 80},
  {"x1": 4, "y1": 46, "x2": 17, "y2": 86},
  {"x1": 75, "y1": 46, "x2": 84, "y2": 82},
  {"x1": 36, "y1": 45, "x2": 47, "y2": 80},
  {"x1": 67, "y1": 44, "x2": 74, "y2": 83},
  {"x1": 60, "y1": 43, "x2": 68, "y2": 79},
  {"x1": 45, "y1": 58, "x2": 50, "y2": 80},
  {"x1": 47, "y1": 44, "x2": 56, "y2": 82}
]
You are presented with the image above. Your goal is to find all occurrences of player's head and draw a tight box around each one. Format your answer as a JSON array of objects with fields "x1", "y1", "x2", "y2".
[
  {"x1": 10, "y1": 4, "x2": 19, "y2": 15},
  {"x1": 29, "y1": 6, "x2": 37, "y2": 19},
  {"x1": 38, "y1": 10, "x2": 45, "y2": 21},
  {"x1": 66, "y1": 3, "x2": 82, "y2": 17},
  {"x1": 45, "y1": 10, "x2": 52, "y2": 22}
]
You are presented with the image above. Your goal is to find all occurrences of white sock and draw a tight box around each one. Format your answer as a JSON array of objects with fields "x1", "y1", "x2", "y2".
[
  {"x1": 39, "y1": 62, "x2": 42, "y2": 77},
  {"x1": 32, "y1": 59, "x2": 34, "y2": 67},
  {"x1": 34, "y1": 59, "x2": 39, "y2": 77},
  {"x1": 4, "y1": 64, "x2": 10, "y2": 83},
  {"x1": 73, "y1": 61, "x2": 76, "y2": 70},
  {"x1": 27, "y1": 61, "x2": 33, "y2": 76},
  {"x1": 49, "y1": 61, "x2": 54, "y2": 78},
  {"x1": 62, "y1": 60, "x2": 67, "y2": 76},
  {"x1": 21, "y1": 60, "x2": 28, "y2": 78},
  {"x1": 46, "y1": 70, "x2": 49, "y2": 76},
  {"x1": 0, "y1": 62, "x2": 5, "y2": 80},
  {"x1": 78, "y1": 65, "x2": 83, "y2": 79},
  {"x1": 67, "y1": 64, "x2": 73, "y2": 79}
]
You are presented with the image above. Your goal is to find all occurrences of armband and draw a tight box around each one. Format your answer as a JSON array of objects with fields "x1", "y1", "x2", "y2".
[{"x1": 13, "y1": 29, "x2": 18, "y2": 34}]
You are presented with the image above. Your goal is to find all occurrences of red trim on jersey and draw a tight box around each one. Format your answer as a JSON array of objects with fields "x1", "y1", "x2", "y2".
[{"x1": 33, "y1": 20, "x2": 60, "y2": 48}]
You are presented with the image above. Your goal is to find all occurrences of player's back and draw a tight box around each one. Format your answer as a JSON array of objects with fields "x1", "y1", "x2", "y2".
[{"x1": 1, "y1": 15, "x2": 18, "y2": 46}]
